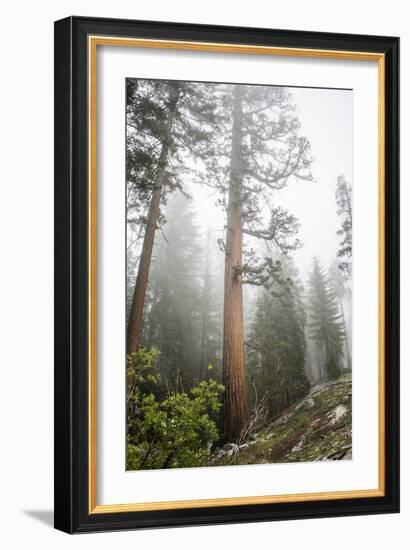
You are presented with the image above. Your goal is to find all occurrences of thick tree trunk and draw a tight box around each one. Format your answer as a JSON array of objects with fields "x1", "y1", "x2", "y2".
[
  {"x1": 126, "y1": 87, "x2": 179, "y2": 354},
  {"x1": 127, "y1": 168, "x2": 164, "y2": 353},
  {"x1": 222, "y1": 86, "x2": 248, "y2": 441}
]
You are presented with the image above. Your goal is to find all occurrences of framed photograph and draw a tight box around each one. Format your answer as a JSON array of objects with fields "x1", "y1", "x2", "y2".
[{"x1": 54, "y1": 16, "x2": 399, "y2": 533}]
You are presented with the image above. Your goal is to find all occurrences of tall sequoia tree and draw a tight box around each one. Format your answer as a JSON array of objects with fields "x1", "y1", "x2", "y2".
[
  {"x1": 335, "y1": 175, "x2": 353, "y2": 277},
  {"x1": 222, "y1": 85, "x2": 248, "y2": 439},
  {"x1": 307, "y1": 257, "x2": 345, "y2": 381},
  {"x1": 202, "y1": 84, "x2": 313, "y2": 439},
  {"x1": 126, "y1": 80, "x2": 218, "y2": 353}
]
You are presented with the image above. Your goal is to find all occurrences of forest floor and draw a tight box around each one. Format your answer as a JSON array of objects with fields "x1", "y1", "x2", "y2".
[{"x1": 211, "y1": 373, "x2": 352, "y2": 466}]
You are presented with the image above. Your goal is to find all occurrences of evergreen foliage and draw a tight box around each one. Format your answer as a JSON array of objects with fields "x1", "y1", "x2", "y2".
[
  {"x1": 329, "y1": 258, "x2": 352, "y2": 370},
  {"x1": 142, "y1": 192, "x2": 223, "y2": 390},
  {"x1": 125, "y1": 80, "x2": 353, "y2": 466},
  {"x1": 127, "y1": 349, "x2": 224, "y2": 470},
  {"x1": 335, "y1": 175, "x2": 353, "y2": 277},
  {"x1": 198, "y1": 227, "x2": 224, "y2": 382},
  {"x1": 126, "y1": 80, "x2": 221, "y2": 353},
  {"x1": 247, "y1": 258, "x2": 310, "y2": 416},
  {"x1": 200, "y1": 83, "x2": 313, "y2": 288},
  {"x1": 126, "y1": 79, "x2": 219, "y2": 212},
  {"x1": 306, "y1": 257, "x2": 345, "y2": 380},
  {"x1": 144, "y1": 192, "x2": 203, "y2": 389}
]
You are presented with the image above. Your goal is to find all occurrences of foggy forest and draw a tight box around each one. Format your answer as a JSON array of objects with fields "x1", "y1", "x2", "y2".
[{"x1": 126, "y1": 79, "x2": 353, "y2": 470}]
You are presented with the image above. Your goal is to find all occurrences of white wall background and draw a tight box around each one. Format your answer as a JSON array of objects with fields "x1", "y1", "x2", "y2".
[{"x1": 0, "y1": 0, "x2": 407, "y2": 547}]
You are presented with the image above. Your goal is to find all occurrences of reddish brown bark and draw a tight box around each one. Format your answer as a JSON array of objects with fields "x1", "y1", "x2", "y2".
[
  {"x1": 222, "y1": 86, "x2": 248, "y2": 440},
  {"x1": 126, "y1": 88, "x2": 179, "y2": 354},
  {"x1": 127, "y1": 166, "x2": 165, "y2": 354}
]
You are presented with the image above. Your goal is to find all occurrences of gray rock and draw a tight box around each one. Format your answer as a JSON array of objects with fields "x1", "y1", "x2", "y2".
[
  {"x1": 309, "y1": 382, "x2": 328, "y2": 395},
  {"x1": 211, "y1": 443, "x2": 240, "y2": 462},
  {"x1": 343, "y1": 448, "x2": 352, "y2": 460},
  {"x1": 326, "y1": 404, "x2": 348, "y2": 426},
  {"x1": 334, "y1": 404, "x2": 348, "y2": 422},
  {"x1": 291, "y1": 437, "x2": 305, "y2": 453},
  {"x1": 295, "y1": 397, "x2": 315, "y2": 411},
  {"x1": 320, "y1": 447, "x2": 352, "y2": 461},
  {"x1": 326, "y1": 405, "x2": 347, "y2": 432}
]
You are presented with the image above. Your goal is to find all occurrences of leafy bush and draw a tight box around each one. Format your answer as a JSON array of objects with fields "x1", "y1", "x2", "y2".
[{"x1": 127, "y1": 349, "x2": 224, "y2": 470}]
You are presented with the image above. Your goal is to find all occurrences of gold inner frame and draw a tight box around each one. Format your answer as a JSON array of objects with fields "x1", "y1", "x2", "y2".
[{"x1": 88, "y1": 35, "x2": 386, "y2": 514}]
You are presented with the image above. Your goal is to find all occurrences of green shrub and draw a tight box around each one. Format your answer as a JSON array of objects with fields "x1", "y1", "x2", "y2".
[{"x1": 127, "y1": 349, "x2": 224, "y2": 470}]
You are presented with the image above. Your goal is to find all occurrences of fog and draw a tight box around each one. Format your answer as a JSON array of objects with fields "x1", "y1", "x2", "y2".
[
  {"x1": 127, "y1": 80, "x2": 353, "y2": 395},
  {"x1": 186, "y1": 86, "x2": 352, "y2": 283},
  {"x1": 126, "y1": 79, "x2": 354, "y2": 470}
]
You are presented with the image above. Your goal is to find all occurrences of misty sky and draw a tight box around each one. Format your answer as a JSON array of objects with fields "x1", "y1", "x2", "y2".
[{"x1": 185, "y1": 85, "x2": 353, "y2": 282}]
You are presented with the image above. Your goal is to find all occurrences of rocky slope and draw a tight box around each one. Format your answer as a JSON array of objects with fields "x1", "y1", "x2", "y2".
[{"x1": 211, "y1": 373, "x2": 352, "y2": 466}]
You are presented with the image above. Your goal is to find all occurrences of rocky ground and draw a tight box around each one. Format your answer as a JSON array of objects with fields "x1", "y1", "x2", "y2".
[{"x1": 211, "y1": 373, "x2": 352, "y2": 466}]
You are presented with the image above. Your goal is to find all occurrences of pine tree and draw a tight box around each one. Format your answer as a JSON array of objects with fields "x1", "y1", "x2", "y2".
[
  {"x1": 329, "y1": 259, "x2": 352, "y2": 370},
  {"x1": 335, "y1": 175, "x2": 353, "y2": 277},
  {"x1": 126, "y1": 80, "x2": 219, "y2": 353},
  {"x1": 201, "y1": 84, "x2": 313, "y2": 439},
  {"x1": 306, "y1": 257, "x2": 345, "y2": 381},
  {"x1": 247, "y1": 257, "x2": 309, "y2": 418},
  {"x1": 143, "y1": 191, "x2": 203, "y2": 391},
  {"x1": 198, "y1": 227, "x2": 224, "y2": 382},
  {"x1": 127, "y1": 81, "x2": 313, "y2": 440}
]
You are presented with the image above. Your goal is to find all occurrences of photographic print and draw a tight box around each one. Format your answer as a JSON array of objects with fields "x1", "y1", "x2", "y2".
[{"x1": 126, "y1": 79, "x2": 353, "y2": 471}]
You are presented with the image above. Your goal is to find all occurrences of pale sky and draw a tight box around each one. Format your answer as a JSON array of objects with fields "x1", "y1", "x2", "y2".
[
  {"x1": 184, "y1": 85, "x2": 353, "y2": 282},
  {"x1": 279, "y1": 86, "x2": 352, "y2": 279}
]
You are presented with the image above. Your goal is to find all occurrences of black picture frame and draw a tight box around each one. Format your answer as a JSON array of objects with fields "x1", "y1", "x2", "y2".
[{"x1": 54, "y1": 15, "x2": 400, "y2": 534}]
